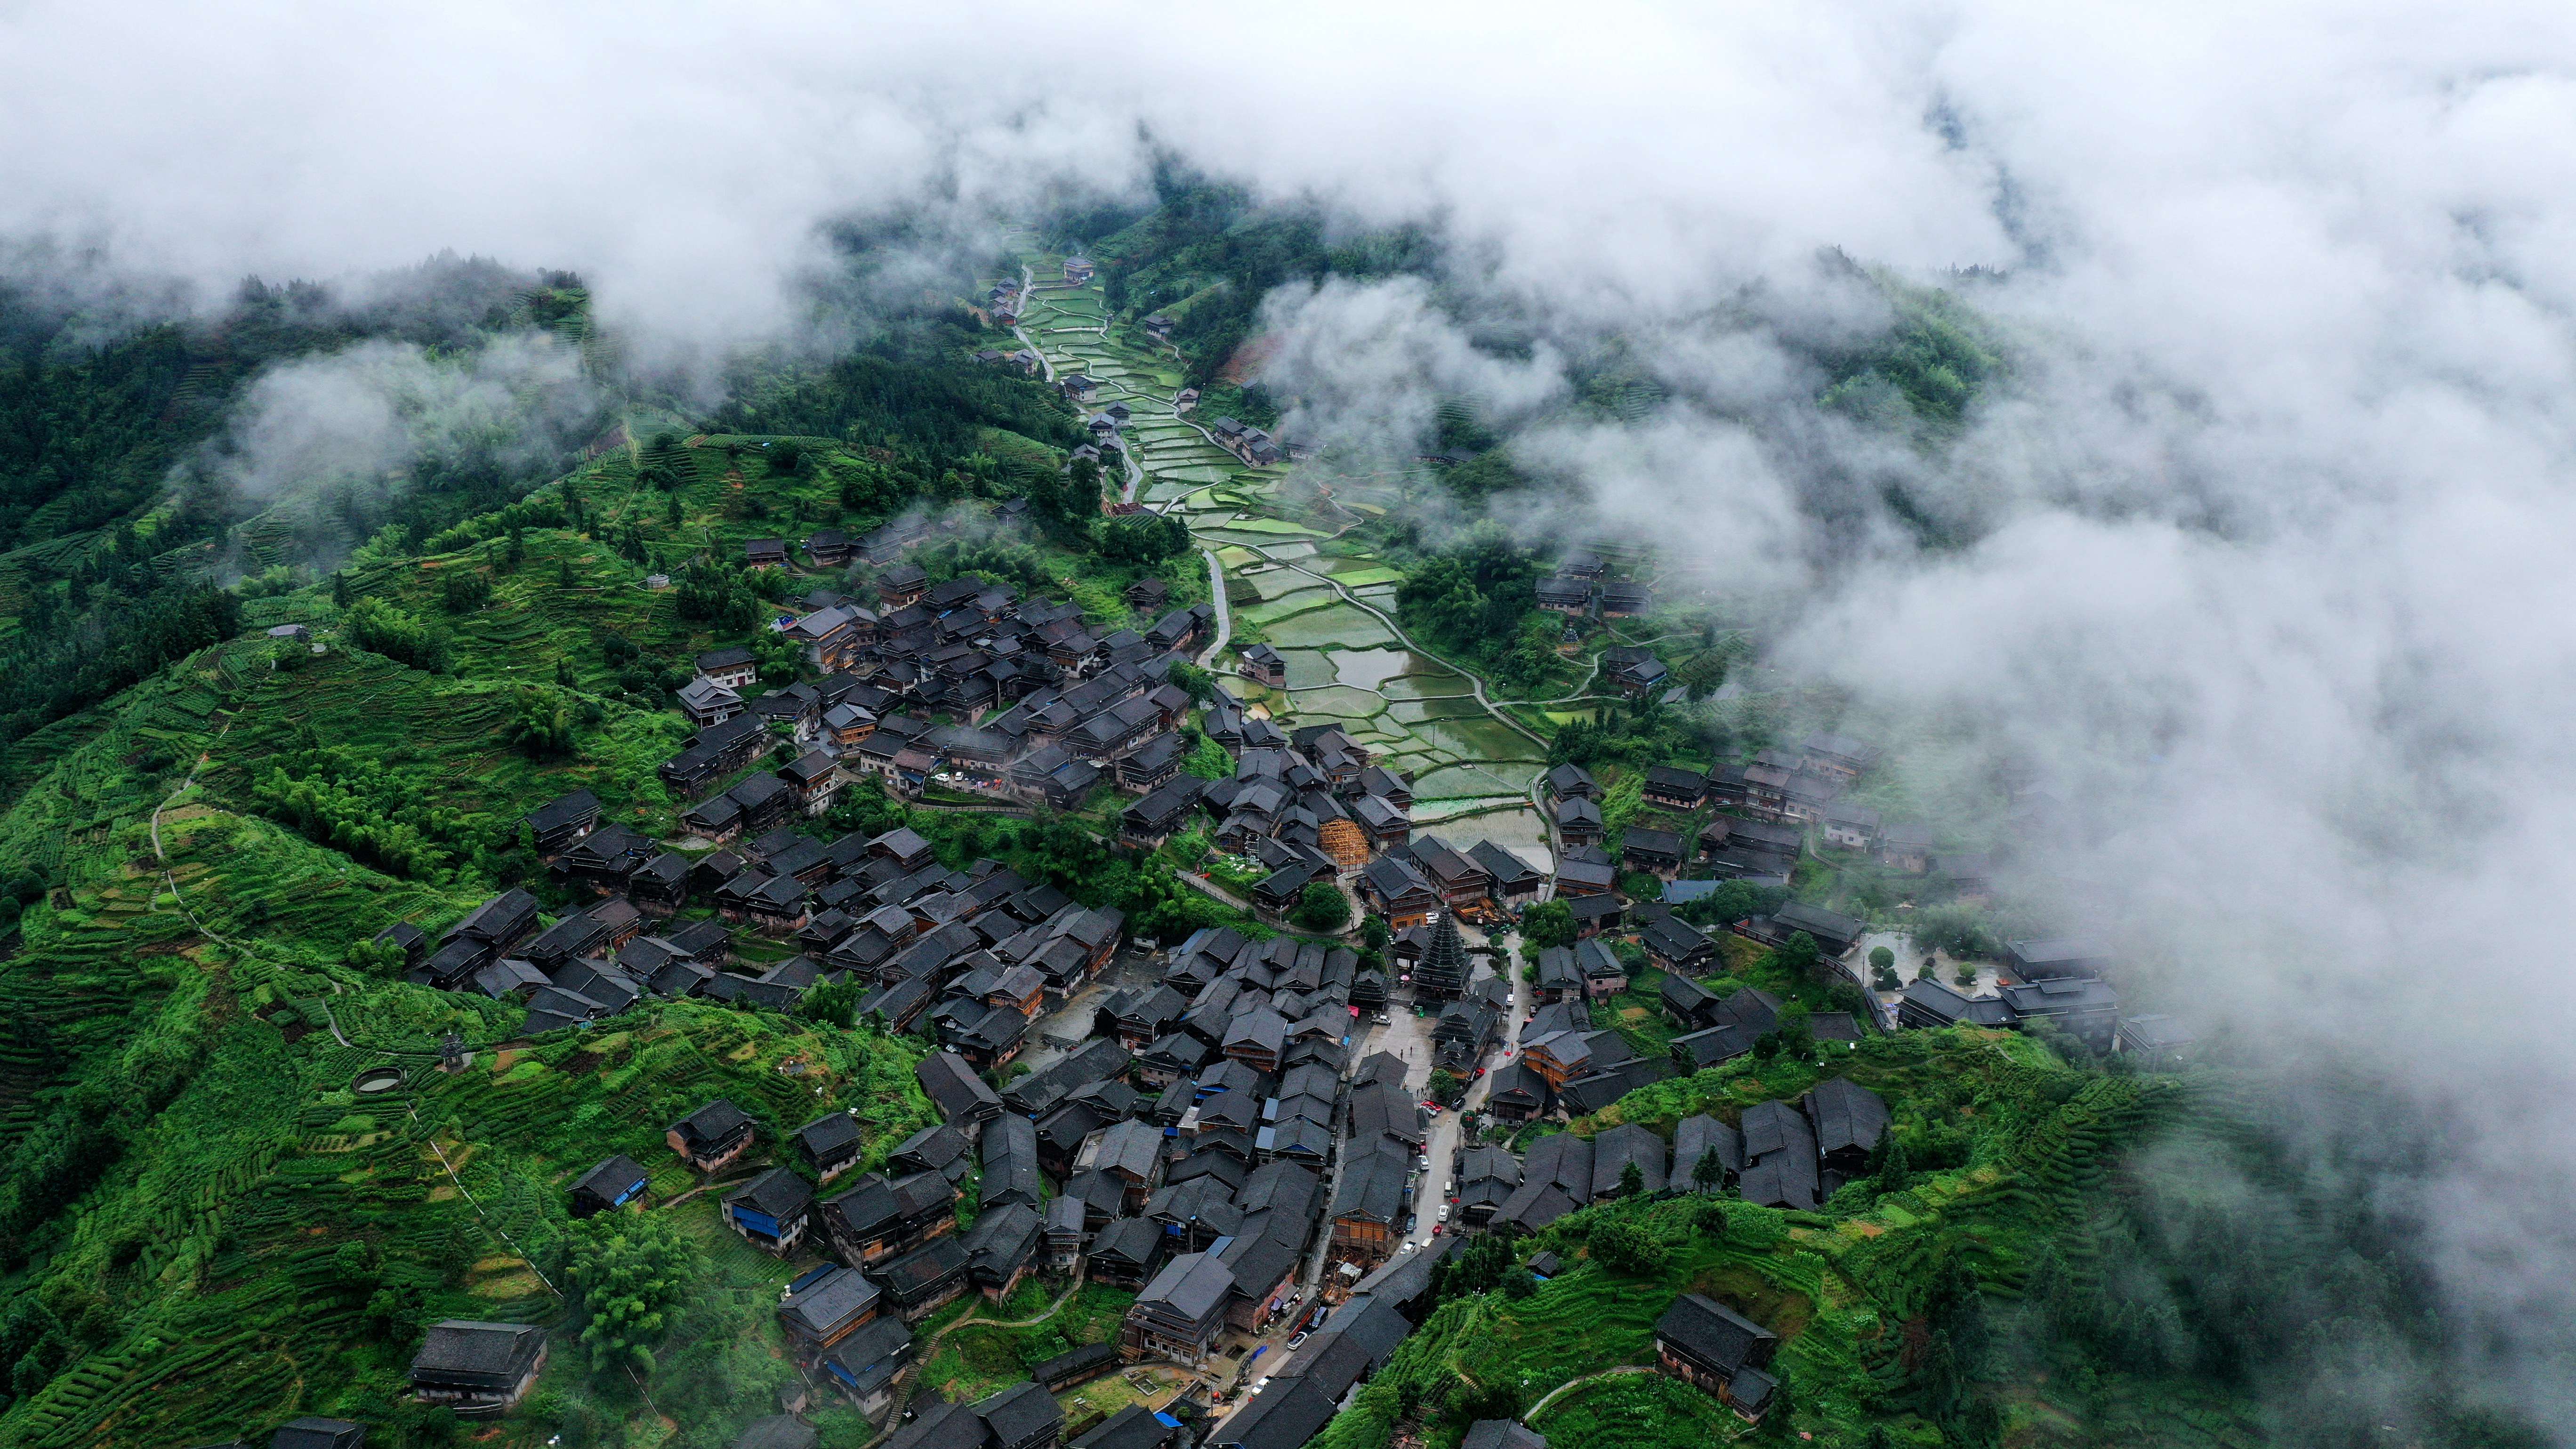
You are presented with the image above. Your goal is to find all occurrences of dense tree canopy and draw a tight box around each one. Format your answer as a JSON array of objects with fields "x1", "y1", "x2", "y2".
[
  {"x1": 1394, "y1": 528, "x2": 1552, "y2": 689},
  {"x1": 341, "y1": 596, "x2": 452, "y2": 673},
  {"x1": 563, "y1": 1212, "x2": 698, "y2": 1377},
  {"x1": 1291, "y1": 880, "x2": 1352, "y2": 933},
  {"x1": 709, "y1": 313, "x2": 1082, "y2": 460},
  {"x1": 1098, "y1": 509, "x2": 1191, "y2": 565},
  {"x1": 1518, "y1": 899, "x2": 1576, "y2": 953}
]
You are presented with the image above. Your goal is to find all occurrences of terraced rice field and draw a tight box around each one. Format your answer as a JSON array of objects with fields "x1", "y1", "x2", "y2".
[
  {"x1": 1007, "y1": 245, "x2": 1554, "y2": 867},
  {"x1": 1262, "y1": 606, "x2": 1400, "y2": 650}
]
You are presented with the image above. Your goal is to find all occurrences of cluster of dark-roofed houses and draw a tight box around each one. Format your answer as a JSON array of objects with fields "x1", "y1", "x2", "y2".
[
  {"x1": 480, "y1": 910, "x2": 1480, "y2": 1449},
  {"x1": 1546, "y1": 730, "x2": 2021, "y2": 905},
  {"x1": 379, "y1": 888, "x2": 1749, "y2": 1449},
  {"x1": 233, "y1": 1020, "x2": 1831, "y2": 1449},
  {"x1": 649, "y1": 910, "x2": 1838, "y2": 1447},
  {"x1": 1452, "y1": 1076, "x2": 1890, "y2": 1231},
  {"x1": 374, "y1": 806, "x2": 1124, "y2": 1051},
  {"x1": 966, "y1": 254, "x2": 1091, "y2": 334},
  {"x1": 365, "y1": 884, "x2": 1463, "y2": 1438},
  {"x1": 1539, "y1": 732, "x2": 1902, "y2": 898},
  {"x1": 1530, "y1": 548, "x2": 1654, "y2": 626},
  {"x1": 345, "y1": 835, "x2": 1874, "y2": 1445},
  {"x1": 979, "y1": 276, "x2": 1027, "y2": 330},
  {"x1": 365, "y1": 541, "x2": 1264, "y2": 1033},
  {"x1": 1117, "y1": 707, "x2": 1544, "y2": 930},
  {"x1": 660, "y1": 468, "x2": 1545, "y2": 959},
  {"x1": 369, "y1": 592, "x2": 1543, "y2": 1041},
  {"x1": 1537, "y1": 733, "x2": 2176, "y2": 1063},
  {"x1": 671, "y1": 561, "x2": 1222, "y2": 819},
  {"x1": 334, "y1": 583, "x2": 2155, "y2": 1449}
]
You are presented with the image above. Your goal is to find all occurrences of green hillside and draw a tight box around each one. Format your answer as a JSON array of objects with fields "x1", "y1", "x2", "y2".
[
  {"x1": 1304, "y1": 1012, "x2": 2541, "y2": 1449},
  {"x1": 0, "y1": 266, "x2": 1213, "y2": 1444},
  {"x1": 0, "y1": 250, "x2": 1298, "y2": 1439},
  {"x1": 0, "y1": 200, "x2": 2539, "y2": 1449}
]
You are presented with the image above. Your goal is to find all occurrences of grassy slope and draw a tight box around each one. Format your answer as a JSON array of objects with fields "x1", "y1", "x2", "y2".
[
  {"x1": 913, "y1": 1280, "x2": 1137, "y2": 1408},
  {"x1": 0, "y1": 618, "x2": 943, "y2": 1447},
  {"x1": 0, "y1": 390, "x2": 1254, "y2": 1445},
  {"x1": 0, "y1": 434, "x2": 1006, "y2": 1447}
]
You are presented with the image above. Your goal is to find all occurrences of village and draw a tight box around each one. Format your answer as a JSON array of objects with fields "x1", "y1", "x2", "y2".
[
  {"x1": 305, "y1": 495, "x2": 2175, "y2": 1449},
  {"x1": 0, "y1": 13, "x2": 2521, "y2": 1442},
  {"x1": 266, "y1": 252, "x2": 2174, "y2": 1449}
]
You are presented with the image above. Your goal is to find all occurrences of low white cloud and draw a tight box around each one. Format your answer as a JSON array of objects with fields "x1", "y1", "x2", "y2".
[
  {"x1": 194, "y1": 333, "x2": 599, "y2": 553},
  {"x1": 1256, "y1": 276, "x2": 1567, "y2": 461}
]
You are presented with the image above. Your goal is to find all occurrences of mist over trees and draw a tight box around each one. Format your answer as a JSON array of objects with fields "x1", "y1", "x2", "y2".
[{"x1": 0, "y1": 260, "x2": 603, "y2": 754}]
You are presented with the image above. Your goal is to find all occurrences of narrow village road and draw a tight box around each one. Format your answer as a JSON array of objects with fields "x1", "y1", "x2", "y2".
[
  {"x1": 1473, "y1": 930, "x2": 1531, "y2": 1085},
  {"x1": 1400, "y1": 928, "x2": 1526, "y2": 1252},
  {"x1": 1527, "y1": 775, "x2": 1562, "y2": 879},
  {"x1": 1006, "y1": 265, "x2": 1056, "y2": 384},
  {"x1": 1194, "y1": 548, "x2": 1231, "y2": 668},
  {"x1": 1172, "y1": 867, "x2": 1252, "y2": 913},
  {"x1": 1170, "y1": 411, "x2": 1238, "y2": 458},
  {"x1": 1117, "y1": 443, "x2": 1144, "y2": 506},
  {"x1": 1292, "y1": 1114, "x2": 1350, "y2": 1303},
  {"x1": 150, "y1": 716, "x2": 230, "y2": 862},
  {"x1": 1413, "y1": 1096, "x2": 1461, "y2": 1251},
  {"x1": 1009, "y1": 323, "x2": 1053, "y2": 381}
]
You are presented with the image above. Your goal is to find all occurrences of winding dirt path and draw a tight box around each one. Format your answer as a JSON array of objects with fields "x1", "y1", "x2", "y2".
[
  {"x1": 149, "y1": 717, "x2": 229, "y2": 862},
  {"x1": 869, "y1": 1278, "x2": 1095, "y2": 1439},
  {"x1": 1521, "y1": 1364, "x2": 1655, "y2": 1423}
]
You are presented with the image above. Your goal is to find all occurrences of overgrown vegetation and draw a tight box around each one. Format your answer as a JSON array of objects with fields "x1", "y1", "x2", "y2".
[
  {"x1": 1393, "y1": 527, "x2": 1558, "y2": 692},
  {"x1": 0, "y1": 259, "x2": 600, "y2": 755}
]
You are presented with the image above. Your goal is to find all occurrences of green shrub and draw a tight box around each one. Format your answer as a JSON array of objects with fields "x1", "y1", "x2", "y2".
[
  {"x1": 503, "y1": 684, "x2": 580, "y2": 760},
  {"x1": 1589, "y1": 1220, "x2": 1667, "y2": 1275},
  {"x1": 342, "y1": 597, "x2": 452, "y2": 673},
  {"x1": 564, "y1": 1210, "x2": 700, "y2": 1376},
  {"x1": 1520, "y1": 899, "x2": 1575, "y2": 951},
  {"x1": 1098, "y1": 510, "x2": 1191, "y2": 565},
  {"x1": 440, "y1": 570, "x2": 493, "y2": 613},
  {"x1": 251, "y1": 755, "x2": 470, "y2": 880},
  {"x1": 1291, "y1": 881, "x2": 1351, "y2": 932}
]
